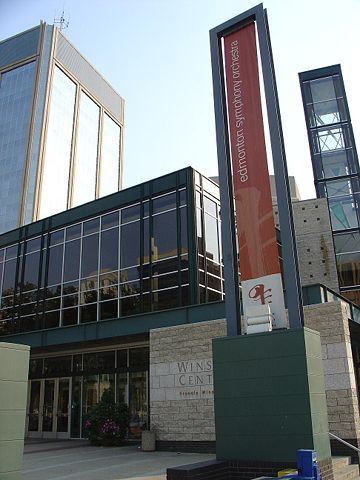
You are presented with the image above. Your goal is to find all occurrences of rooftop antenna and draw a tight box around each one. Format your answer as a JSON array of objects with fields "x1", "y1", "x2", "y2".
[{"x1": 53, "y1": 10, "x2": 69, "y2": 31}]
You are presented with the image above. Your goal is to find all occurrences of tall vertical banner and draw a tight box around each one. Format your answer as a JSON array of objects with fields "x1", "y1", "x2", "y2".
[{"x1": 223, "y1": 22, "x2": 286, "y2": 329}]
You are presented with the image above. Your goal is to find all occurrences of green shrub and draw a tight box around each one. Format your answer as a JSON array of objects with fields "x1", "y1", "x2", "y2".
[{"x1": 83, "y1": 390, "x2": 130, "y2": 446}]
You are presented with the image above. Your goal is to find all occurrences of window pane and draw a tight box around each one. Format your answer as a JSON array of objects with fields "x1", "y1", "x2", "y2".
[
  {"x1": 152, "y1": 210, "x2": 177, "y2": 261},
  {"x1": 83, "y1": 218, "x2": 100, "y2": 236},
  {"x1": 143, "y1": 218, "x2": 149, "y2": 263},
  {"x1": 2, "y1": 259, "x2": 16, "y2": 297},
  {"x1": 83, "y1": 351, "x2": 115, "y2": 372},
  {"x1": 334, "y1": 232, "x2": 360, "y2": 254},
  {"x1": 204, "y1": 214, "x2": 220, "y2": 263},
  {"x1": 101, "y1": 211, "x2": 119, "y2": 230},
  {"x1": 117, "y1": 372, "x2": 128, "y2": 403},
  {"x1": 311, "y1": 99, "x2": 341, "y2": 127},
  {"x1": 117, "y1": 350, "x2": 127, "y2": 368},
  {"x1": 153, "y1": 192, "x2": 176, "y2": 214},
  {"x1": 26, "y1": 237, "x2": 41, "y2": 254},
  {"x1": 120, "y1": 281, "x2": 140, "y2": 297},
  {"x1": 120, "y1": 295, "x2": 140, "y2": 316},
  {"x1": 100, "y1": 114, "x2": 120, "y2": 197},
  {"x1": 120, "y1": 222, "x2": 140, "y2": 268},
  {"x1": 39, "y1": 67, "x2": 76, "y2": 218},
  {"x1": 337, "y1": 253, "x2": 360, "y2": 288},
  {"x1": 152, "y1": 287, "x2": 179, "y2": 311},
  {"x1": 81, "y1": 234, "x2": 99, "y2": 278},
  {"x1": 100, "y1": 300, "x2": 118, "y2": 320},
  {"x1": 72, "y1": 92, "x2": 99, "y2": 207},
  {"x1": 121, "y1": 205, "x2": 140, "y2": 224},
  {"x1": 326, "y1": 179, "x2": 353, "y2": 197},
  {"x1": 47, "y1": 245, "x2": 63, "y2": 286},
  {"x1": 63, "y1": 240, "x2": 80, "y2": 282},
  {"x1": 321, "y1": 151, "x2": 349, "y2": 178},
  {"x1": 80, "y1": 303, "x2": 97, "y2": 323},
  {"x1": 49, "y1": 229, "x2": 64, "y2": 246},
  {"x1": 0, "y1": 62, "x2": 36, "y2": 233},
  {"x1": 129, "y1": 348, "x2": 149, "y2": 368},
  {"x1": 66, "y1": 224, "x2": 81, "y2": 241},
  {"x1": 152, "y1": 273, "x2": 178, "y2": 291},
  {"x1": 329, "y1": 198, "x2": 359, "y2": 230},
  {"x1": 100, "y1": 228, "x2": 119, "y2": 273},
  {"x1": 310, "y1": 77, "x2": 336, "y2": 103},
  {"x1": 180, "y1": 207, "x2": 188, "y2": 255},
  {"x1": 62, "y1": 307, "x2": 78, "y2": 326},
  {"x1": 23, "y1": 252, "x2": 40, "y2": 291}
]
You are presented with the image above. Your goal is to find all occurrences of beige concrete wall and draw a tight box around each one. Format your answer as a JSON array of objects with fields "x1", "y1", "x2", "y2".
[
  {"x1": 273, "y1": 198, "x2": 339, "y2": 293},
  {"x1": 0, "y1": 342, "x2": 30, "y2": 480}
]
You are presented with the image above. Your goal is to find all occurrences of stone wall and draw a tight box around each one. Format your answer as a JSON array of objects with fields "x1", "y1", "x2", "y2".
[
  {"x1": 149, "y1": 319, "x2": 226, "y2": 445},
  {"x1": 303, "y1": 301, "x2": 360, "y2": 459},
  {"x1": 150, "y1": 302, "x2": 360, "y2": 456}
]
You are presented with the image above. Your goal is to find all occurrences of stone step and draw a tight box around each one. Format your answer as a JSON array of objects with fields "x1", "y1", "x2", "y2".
[
  {"x1": 332, "y1": 456, "x2": 352, "y2": 472},
  {"x1": 332, "y1": 457, "x2": 359, "y2": 480}
]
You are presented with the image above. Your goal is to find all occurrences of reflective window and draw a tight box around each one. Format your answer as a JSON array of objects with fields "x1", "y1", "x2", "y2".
[
  {"x1": 334, "y1": 232, "x2": 360, "y2": 254},
  {"x1": 81, "y1": 234, "x2": 99, "y2": 278},
  {"x1": 0, "y1": 62, "x2": 36, "y2": 233},
  {"x1": 72, "y1": 92, "x2": 100, "y2": 207},
  {"x1": 152, "y1": 210, "x2": 177, "y2": 261},
  {"x1": 120, "y1": 222, "x2": 140, "y2": 268},
  {"x1": 204, "y1": 214, "x2": 220, "y2": 263},
  {"x1": 336, "y1": 252, "x2": 360, "y2": 288},
  {"x1": 310, "y1": 77, "x2": 336, "y2": 103},
  {"x1": 100, "y1": 228, "x2": 119, "y2": 273},
  {"x1": 63, "y1": 240, "x2": 80, "y2": 282},
  {"x1": 39, "y1": 67, "x2": 76, "y2": 219},
  {"x1": 329, "y1": 197, "x2": 359, "y2": 231},
  {"x1": 47, "y1": 245, "x2": 63, "y2": 286},
  {"x1": 99, "y1": 114, "x2": 120, "y2": 197}
]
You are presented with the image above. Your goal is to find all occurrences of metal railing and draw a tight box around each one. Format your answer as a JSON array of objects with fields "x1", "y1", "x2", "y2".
[{"x1": 329, "y1": 432, "x2": 360, "y2": 454}]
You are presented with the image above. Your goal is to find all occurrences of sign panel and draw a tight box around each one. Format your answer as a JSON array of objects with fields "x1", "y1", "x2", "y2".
[{"x1": 223, "y1": 22, "x2": 286, "y2": 328}]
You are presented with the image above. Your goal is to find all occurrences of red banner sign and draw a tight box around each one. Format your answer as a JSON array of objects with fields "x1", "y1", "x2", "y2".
[{"x1": 223, "y1": 22, "x2": 286, "y2": 328}]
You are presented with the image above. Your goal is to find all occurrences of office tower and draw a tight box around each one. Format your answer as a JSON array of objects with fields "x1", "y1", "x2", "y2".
[
  {"x1": 299, "y1": 65, "x2": 360, "y2": 305},
  {"x1": 0, "y1": 22, "x2": 124, "y2": 234}
]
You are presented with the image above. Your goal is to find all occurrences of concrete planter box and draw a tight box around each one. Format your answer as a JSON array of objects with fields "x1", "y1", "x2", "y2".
[{"x1": 0, "y1": 342, "x2": 30, "y2": 480}]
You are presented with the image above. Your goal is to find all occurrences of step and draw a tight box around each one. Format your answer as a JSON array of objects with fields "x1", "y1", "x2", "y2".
[
  {"x1": 333, "y1": 457, "x2": 352, "y2": 472},
  {"x1": 332, "y1": 457, "x2": 359, "y2": 480}
]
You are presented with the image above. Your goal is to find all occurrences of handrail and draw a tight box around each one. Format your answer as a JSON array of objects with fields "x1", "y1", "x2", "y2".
[{"x1": 329, "y1": 432, "x2": 360, "y2": 454}]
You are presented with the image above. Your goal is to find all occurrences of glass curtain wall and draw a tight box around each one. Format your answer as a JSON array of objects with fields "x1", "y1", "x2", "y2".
[
  {"x1": 39, "y1": 66, "x2": 122, "y2": 220},
  {"x1": 99, "y1": 114, "x2": 121, "y2": 197},
  {"x1": 0, "y1": 62, "x2": 36, "y2": 233},
  {"x1": 39, "y1": 66, "x2": 76, "y2": 219},
  {"x1": 0, "y1": 186, "x2": 191, "y2": 336},
  {"x1": 301, "y1": 69, "x2": 360, "y2": 304},
  {"x1": 72, "y1": 92, "x2": 100, "y2": 207},
  {"x1": 195, "y1": 173, "x2": 224, "y2": 304}
]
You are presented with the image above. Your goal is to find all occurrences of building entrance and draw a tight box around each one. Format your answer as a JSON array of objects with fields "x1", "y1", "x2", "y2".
[{"x1": 27, "y1": 378, "x2": 71, "y2": 438}]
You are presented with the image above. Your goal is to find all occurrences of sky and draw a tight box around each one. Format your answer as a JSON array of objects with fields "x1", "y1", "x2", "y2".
[{"x1": 1, "y1": 0, "x2": 360, "y2": 200}]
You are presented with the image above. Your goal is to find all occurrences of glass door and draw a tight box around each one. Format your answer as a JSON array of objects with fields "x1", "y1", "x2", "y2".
[
  {"x1": 27, "y1": 380, "x2": 42, "y2": 436},
  {"x1": 27, "y1": 378, "x2": 71, "y2": 438},
  {"x1": 56, "y1": 378, "x2": 71, "y2": 438}
]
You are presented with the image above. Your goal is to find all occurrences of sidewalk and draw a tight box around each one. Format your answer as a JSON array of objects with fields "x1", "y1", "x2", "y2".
[{"x1": 22, "y1": 440, "x2": 215, "y2": 480}]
